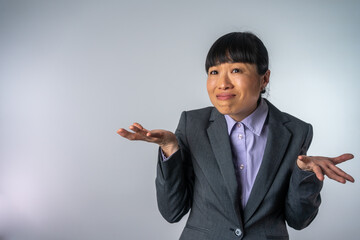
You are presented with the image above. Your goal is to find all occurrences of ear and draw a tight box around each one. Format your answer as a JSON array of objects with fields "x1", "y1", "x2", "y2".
[{"x1": 261, "y1": 70, "x2": 270, "y2": 89}]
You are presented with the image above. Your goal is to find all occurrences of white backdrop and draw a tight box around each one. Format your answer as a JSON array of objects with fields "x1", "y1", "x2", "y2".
[{"x1": 0, "y1": 1, "x2": 359, "y2": 239}]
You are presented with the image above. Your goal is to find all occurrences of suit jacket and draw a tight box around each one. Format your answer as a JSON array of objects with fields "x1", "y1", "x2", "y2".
[{"x1": 155, "y1": 100, "x2": 323, "y2": 240}]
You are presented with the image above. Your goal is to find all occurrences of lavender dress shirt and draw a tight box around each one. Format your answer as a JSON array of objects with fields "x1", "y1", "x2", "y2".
[
  {"x1": 224, "y1": 98, "x2": 269, "y2": 209},
  {"x1": 162, "y1": 98, "x2": 269, "y2": 209}
]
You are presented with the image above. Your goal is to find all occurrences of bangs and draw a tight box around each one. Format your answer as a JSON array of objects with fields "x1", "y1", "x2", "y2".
[{"x1": 205, "y1": 32, "x2": 268, "y2": 75}]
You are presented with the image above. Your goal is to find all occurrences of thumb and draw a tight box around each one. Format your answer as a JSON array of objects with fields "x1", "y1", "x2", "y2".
[{"x1": 297, "y1": 155, "x2": 310, "y2": 162}]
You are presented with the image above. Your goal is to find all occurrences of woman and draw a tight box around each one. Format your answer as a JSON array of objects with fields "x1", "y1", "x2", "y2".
[{"x1": 117, "y1": 32, "x2": 354, "y2": 239}]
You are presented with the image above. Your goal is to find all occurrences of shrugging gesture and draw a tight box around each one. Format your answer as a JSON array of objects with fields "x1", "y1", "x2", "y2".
[
  {"x1": 297, "y1": 154, "x2": 355, "y2": 184},
  {"x1": 117, "y1": 123, "x2": 179, "y2": 157}
]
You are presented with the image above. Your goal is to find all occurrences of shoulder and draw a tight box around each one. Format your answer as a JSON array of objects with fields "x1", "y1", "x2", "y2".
[
  {"x1": 176, "y1": 106, "x2": 216, "y2": 131},
  {"x1": 183, "y1": 106, "x2": 214, "y2": 120},
  {"x1": 182, "y1": 107, "x2": 216, "y2": 122},
  {"x1": 265, "y1": 99, "x2": 312, "y2": 140},
  {"x1": 282, "y1": 112, "x2": 310, "y2": 127},
  {"x1": 265, "y1": 99, "x2": 311, "y2": 127}
]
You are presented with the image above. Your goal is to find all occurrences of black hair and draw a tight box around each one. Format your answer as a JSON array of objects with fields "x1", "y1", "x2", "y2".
[{"x1": 205, "y1": 32, "x2": 269, "y2": 75}]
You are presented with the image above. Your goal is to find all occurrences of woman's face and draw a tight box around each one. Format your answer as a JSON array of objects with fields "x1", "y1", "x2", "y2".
[{"x1": 207, "y1": 62, "x2": 270, "y2": 122}]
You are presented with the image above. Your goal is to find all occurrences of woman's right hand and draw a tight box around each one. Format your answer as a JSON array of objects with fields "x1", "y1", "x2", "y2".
[{"x1": 117, "y1": 122, "x2": 179, "y2": 157}]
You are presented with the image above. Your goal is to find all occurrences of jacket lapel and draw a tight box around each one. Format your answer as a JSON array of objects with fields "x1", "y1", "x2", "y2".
[
  {"x1": 206, "y1": 108, "x2": 244, "y2": 227},
  {"x1": 243, "y1": 101, "x2": 291, "y2": 223}
]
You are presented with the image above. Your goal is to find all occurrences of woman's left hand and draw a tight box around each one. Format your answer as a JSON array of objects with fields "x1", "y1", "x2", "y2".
[{"x1": 297, "y1": 154, "x2": 355, "y2": 183}]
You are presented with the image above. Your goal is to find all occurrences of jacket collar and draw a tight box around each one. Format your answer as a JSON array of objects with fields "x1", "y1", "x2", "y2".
[{"x1": 207, "y1": 99, "x2": 292, "y2": 225}]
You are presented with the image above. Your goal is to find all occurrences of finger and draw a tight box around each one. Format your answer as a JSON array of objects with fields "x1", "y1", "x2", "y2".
[
  {"x1": 129, "y1": 127, "x2": 166, "y2": 143},
  {"x1": 320, "y1": 165, "x2": 346, "y2": 184},
  {"x1": 331, "y1": 153, "x2": 354, "y2": 165},
  {"x1": 312, "y1": 165, "x2": 325, "y2": 181},
  {"x1": 133, "y1": 122, "x2": 150, "y2": 132},
  {"x1": 117, "y1": 128, "x2": 144, "y2": 141},
  {"x1": 299, "y1": 155, "x2": 329, "y2": 162},
  {"x1": 297, "y1": 155, "x2": 312, "y2": 164},
  {"x1": 129, "y1": 124, "x2": 149, "y2": 136},
  {"x1": 133, "y1": 122, "x2": 143, "y2": 129},
  {"x1": 297, "y1": 155, "x2": 321, "y2": 163},
  {"x1": 328, "y1": 164, "x2": 355, "y2": 183},
  {"x1": 133, "y1": 122, "x2": 152, "y2": 133},
  {"x1": 297, "y1": 155, "x2": 306, "y2": 161},
  {"x1": 117, "y1": 128, "x2": 130, "y2": 137},
  {"x1": 147, "y1": 130, "x2": 165, "y2": 139}
]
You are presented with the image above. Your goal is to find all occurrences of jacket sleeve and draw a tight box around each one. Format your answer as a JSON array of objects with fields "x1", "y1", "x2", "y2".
[
  {"x1": 285, "y1": 123, "x2": 323, "y2": 230},
  {"x1": 155, "y1": 111, "x2": 195, "y2": 223}
]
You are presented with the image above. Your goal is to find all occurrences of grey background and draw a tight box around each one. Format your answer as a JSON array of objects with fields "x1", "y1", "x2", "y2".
[{"x1": 0, "y1": 0, "x2": 359, "y2": 239}]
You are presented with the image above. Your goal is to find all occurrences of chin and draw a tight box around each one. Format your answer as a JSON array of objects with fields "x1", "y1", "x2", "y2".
[{"x1": 214, "y1": 106, "x2": 232, "y2": 115}]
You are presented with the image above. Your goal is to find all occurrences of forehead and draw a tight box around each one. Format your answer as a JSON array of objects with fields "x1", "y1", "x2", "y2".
[{"x1": 209, "y1": 62, "x2": 258, "y2": 71}]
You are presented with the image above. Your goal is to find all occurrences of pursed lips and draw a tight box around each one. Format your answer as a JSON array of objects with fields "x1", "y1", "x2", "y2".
[{"x1": 216, "y1": 93, "x2": 236, "y2": 100}]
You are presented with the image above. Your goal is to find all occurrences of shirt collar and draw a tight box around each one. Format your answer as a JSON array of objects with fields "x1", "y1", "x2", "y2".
[{"x1": 224, "y1": 98, "x2": 268, "y2": 136}]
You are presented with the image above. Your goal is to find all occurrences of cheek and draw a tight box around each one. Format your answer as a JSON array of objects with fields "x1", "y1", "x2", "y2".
[
  {"x1": 206, "y1": 81, "x2": 217, "y2": 105},
  {"x1": 238, "y1": 79, "x2": 261, "y2": 94},
  {"x1": 206, "y1": 80, "x2": 214, "y2": 95}
]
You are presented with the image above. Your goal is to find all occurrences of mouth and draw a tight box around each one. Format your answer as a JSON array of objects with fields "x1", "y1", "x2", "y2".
[{"x1": 216, "y1": 93, "x2": 236, "y2": 100}]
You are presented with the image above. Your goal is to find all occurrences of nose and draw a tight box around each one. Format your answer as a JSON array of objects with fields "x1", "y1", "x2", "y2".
[{"x1": 218, "y1": 72, "x2": 233, "y2": 90}]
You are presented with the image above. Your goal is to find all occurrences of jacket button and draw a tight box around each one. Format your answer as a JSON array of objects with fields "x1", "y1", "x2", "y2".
[{"x1": 234, "y1": 228, "x2": 242, "y2": 236}]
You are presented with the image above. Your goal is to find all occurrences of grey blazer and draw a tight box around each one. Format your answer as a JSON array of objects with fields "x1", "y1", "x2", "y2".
[{"x1": 156, "y1": 100, "x2": 323, "y2": 240}]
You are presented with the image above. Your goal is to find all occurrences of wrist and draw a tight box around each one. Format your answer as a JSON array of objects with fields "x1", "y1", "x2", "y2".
[{"x1": 160, "y1": 143, "x2": 179, "y2": 158}]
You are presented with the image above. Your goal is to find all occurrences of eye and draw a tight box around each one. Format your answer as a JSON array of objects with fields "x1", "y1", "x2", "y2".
[
  {"x1": 209, "y1": 70, "x2": 218, "y2": 75},
  {"x1": 232, "y1": 68, "x2": 242, "y2": 73}
]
